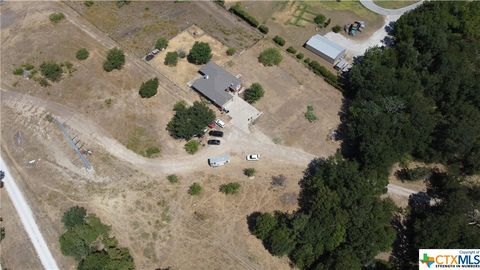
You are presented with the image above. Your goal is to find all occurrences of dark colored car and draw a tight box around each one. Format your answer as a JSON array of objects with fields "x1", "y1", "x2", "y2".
[
  {"x1": 145, "y1": 54, "x2": 154, "y2": 61},
  {"x1": 209, "y1": 130, "x2": 224, "y2": 137},
  {"x1": 207, "y1": 139, "x2": 221, "y2": 145},
  {"x1": 0, "y1": 170, "x2": 4, "y2": 180}
]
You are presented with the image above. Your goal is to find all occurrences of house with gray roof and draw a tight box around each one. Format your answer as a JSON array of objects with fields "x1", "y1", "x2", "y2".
[
  {"x1": 305, "y1": 34, "x2": 346, "y2": 64},
  {"x1": 192, "y1": 62, "x2": 241, "y2": 109}
]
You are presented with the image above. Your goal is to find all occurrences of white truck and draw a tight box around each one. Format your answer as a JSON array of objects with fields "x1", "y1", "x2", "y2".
[{"x1": 208, "y1": 154, "x2": 230, "y2": 167}]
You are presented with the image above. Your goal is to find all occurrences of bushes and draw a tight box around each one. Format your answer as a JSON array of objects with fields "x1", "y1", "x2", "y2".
[
  {"x1": 84, "y1": 0, "x2": 94, "y2": 7},
  {"x1": 304, "y1": 105, "x2": 318, "y2": 122},
  {"x1": 76, "y1": 48, "x2": 89, "y2": 60},
  {"x1": 184, "y1": 140, "x2": 200, "y2": 154},
  {"x1": 332, "y1": 25, "x2": 342, "y2": 33},
  {"x1": 226, "y1": 47, "x2": 236, "y2": 56},
  {"x1": 219, "y1": 182, "x2": 241, "y2": 194},
  {"x1": 187, "y1": 42, "x2": 212, "y2": 65},
  {"x1": 40, "y1": 62, "x2": 63, "y2": 81},
  {"x1": 167, "y1": 101, "x2": 216, "y2": 140},
  {"x1": 258, "y1": 25, "x2": 269, "y2": 34},
  {"x1": 296, "y1": 53, "x2": 304, "y2": 60},
  {"x1": 103, "y1": 48, "x2": 125, "y2": 71},
  {"x1": 304, "y1": 58, "x2": 311, "y2": 64},
  {"x1": 61, "y1": 206, "x2": 87, "y2": 230},
  {"x1": 307, "y1": 60, "x2": 339, "y2": 88},
  {"x1": 188, "y1": 183, "x2": 202, "y2": 195},
  {"x1": 258, "y1": 48, "x2": 282, "y2": 66},
  {"x1": 244, "y1": 83, "x2": 265, "y2": 104},
  {"x1": 138, "y1": 78, "x2": 159, "y2": 98},
  {"x1": 178, "y1": 50, "x2": 186, "y2": 58},
  {"x1": 286, "y1": 46, "x2": 297, "y2": 54},
  {"x1": 243, "y1": 168, "x2": 256, "y2": 177},
  {"x1": 229, "y1": 3, "x2": 259, "y2": 27},
  {"x1": 273, "y1": 35, "x2": 285, "y2": 46},
  {"x1": 395, "y1": 167, "x2": 431, "y2": 181},
  {"x1": 164, "y1": 51, "x2": 178, "y2": 66},
  {"x1": 145, "y1": 146, "x2": 160, "y2": 158},
  {"x1": 13, "y1": 68, "x2": 23, "y2": 75},
  {"x1": 167, "y1": 174, "x2": 179, "y2": 183},
  {"x1": 49, "y1": 13, "x2": 65, "y2": 23},
  {"x1": 155, "y1": 37, "x2": 168, "y2": 50},
  {"x1": 314, "y1": 14, "x2": 326, "y2": 25}
]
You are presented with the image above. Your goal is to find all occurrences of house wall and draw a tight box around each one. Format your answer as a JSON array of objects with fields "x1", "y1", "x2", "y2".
[{"x1": 305, "y1": 44, "x2": 337, "y2": 64}]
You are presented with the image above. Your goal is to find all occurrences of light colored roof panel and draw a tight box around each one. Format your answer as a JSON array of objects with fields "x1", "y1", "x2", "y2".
[
  {"x1": 306, "y1": 34, "x2": 346, "y2": 60},
  {"x1": 209, "y1": 154, "x2": 230, "y2": 164}
]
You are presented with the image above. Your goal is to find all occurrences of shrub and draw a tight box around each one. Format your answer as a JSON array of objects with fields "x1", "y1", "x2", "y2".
[
  {"x1": 178, "y1": 50, "x2": 186, "y2": 58},
  {"x1": 167, "y1": 174, "x2": 179, "y2": 183},
  {"x1": 139, "y1": 78, "x2": 159, "y2": 98},
  {"x1": 305, "y1": 105, "x2": 318, "y2": 122},
  {"x1": 226, "y1": 47, "x2": 236, "y2": 56},
  {"x1": 307, "y1": 60, "x2": 339, "y2": 87},
  {"x1": 39, "y1": 78, "x2": 50, "y2": 87},
  {"x1": 258, "y1": 25, "x2": 269, "y2": 34},
  {"x1": 271, "y1": 174, "x2": 287, "y2": 187},
  {"x1": 220, "y1": 182, "x2": 241, "y2": 194},
  {"x1": 244, "y1": 82, "x2": 265, "y2": 104},
  {"x1": 49, "y1": 13, "x2": 65, "y2": 23},
  {"x1": 313, "y1": 14, "x2": 326, "y2": 25},
  {"x1": 187, "y1": 42, "x2": 212, "y2": 65},
  {"x1": 286, "y1": 46, "x2": 297, "y2": 54},
  {"x1": 23, "y1": 63, "x2": 35, "y2": 70},
  {"x1": 40, "y1": 62, "x2": 63, "y2": 81},
  {"x1": 116, "y1": 0, "x2": 131, "y2": 8},
  {"x1": 243, "y1": 168, "x2": 256, "y2": 177},
  {"x1": 273, "y1": 35, "x2": 285, "y2": 46},
  {"x1": 395, "y1": 167, "x2": 431, "y2": 181},
  {"x1": 174, "y1": 100, "x2": 187, "y2": 111},
  {"x1": 103, "y1": 48, "x2": 125, "y2": 71},
  {"x1": 76, "y1": 48, "x2": 89, "y2": 60},
  {"x1": 214, "y1": 0, "x2": 225, "y2": 7},
  {"x1": 13, "y1": 68, "x2": 23, "y2": 75},
  {"x1": 167, "y1": 101, "x2": 216, "y2": 140},
  {"x1": 229, "y1": 3, "x2": 259, "y2": 27},
  {"x1": 145, "y1": 146, "x2": 160, "y2": 158},
  {"x1": 304, "y1": 58, "x2": 311, "y2": 64},
  {"x1": 332, "y1": 25, "x2": 342, "y2": 33},
  {"x1": 184, "y1": 140, "x2": 200, "y2": 154},
  {"x1": 84, "y1": 0, "x2": 94, "y2": 7},
  {"x1": 296, "y1": 53, "x2": 304, "y2": 60},
  {"x1": 164, "y1": 51, "x2": 178, "y2": 66},
  {"x1": 188, "y1": 183, "x2": 202, "y2": 195},
  {"x1": 155, "y1": 37, "x2": 168, "y2": 50},
  {"x1": 258, "y1": 48, "x2": 282, "y2": 66}
]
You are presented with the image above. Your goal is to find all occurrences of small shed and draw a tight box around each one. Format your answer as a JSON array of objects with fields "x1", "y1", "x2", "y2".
[
  {"x1": 208, "y1": 154, "x2": 231, "y2": 167},
  {"x1": 305, "y1": 34, "x2": 346, "y2": 64}
]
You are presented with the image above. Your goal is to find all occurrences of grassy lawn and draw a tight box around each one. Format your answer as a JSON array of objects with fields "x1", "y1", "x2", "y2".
[
  {"x1": 311, "y1": 0, "x2": 381, "y2": 21},
  {"x1": 373, "y1": 1, "x2": 419, "y2": 9}
]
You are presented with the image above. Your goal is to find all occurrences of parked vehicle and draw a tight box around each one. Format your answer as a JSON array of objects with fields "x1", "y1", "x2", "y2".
[
  {"x1": 208, "y1": 121, "x2": 216, "y2": 128},
  {"x1": 215, "y1": 119, "x2": 226, "y2": 128},
  {"x1": 208, "y1": 154, "x2": 230, "y2": 167},
  {"x1": 209, "y1": 130, "x2": 224, "y2": 137},
  {"x1": 246, "y1": 154, "x2": 261, "y2": 161},
  {"x1": 145, "y1": 54, "x2": 154, "y2": 61},
  {"x1": 152, "y1": 49, "x2": 160, "y2": 54},
  {"x1": 207, "y1": 139, "x2": 221, "y2": 145},
  {"x1": 0, "y1": 170, "x2": 4, "y2": 180}
]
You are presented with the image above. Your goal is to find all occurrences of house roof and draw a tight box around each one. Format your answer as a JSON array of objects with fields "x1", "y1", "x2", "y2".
[
  {"x1": 306, "y1": 34, "x2": 346, "y2": 60},
  {"x1": 192, "y1": 62, "x2": 240, "y2": 107}
]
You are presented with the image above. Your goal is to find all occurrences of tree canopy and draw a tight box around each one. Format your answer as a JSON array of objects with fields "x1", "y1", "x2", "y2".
[
  {"x1": 138, "y1": 78, "x2": 159, "y2": 98},
  {"x1": 167, "y1": 101, "x2": 215, "y2": 140},
  {"x1": 103, "y1": 48, "x2": 125, "y2": 72},
  {"x1": 258, "y1": 48, "x2": 282, "y2": 66},
  {"x1": 244, "y1": 83, "x2": 264, "y2": 104},
  {"x1": 155, "y1": 37, "x2": 168, "y2": 50},
  {"x1": 40, "y1": 62, "x2": 63, "y2": 81},
  {"x1": 76, "y1": 48, "x2": 89, "y2": 60},
  {"x1": 187, "y1": 42, "x2": 212, "y2": 65}
]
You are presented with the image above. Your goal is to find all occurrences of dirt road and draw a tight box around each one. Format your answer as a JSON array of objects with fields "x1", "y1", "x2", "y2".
[{"x1": 0, "y1": 156, "x2": 59, "y2": 270}]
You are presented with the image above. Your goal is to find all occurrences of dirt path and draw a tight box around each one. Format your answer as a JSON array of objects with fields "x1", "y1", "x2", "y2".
[{"x1": 1, "y1": 88, "x2": 315, "y2": 176}]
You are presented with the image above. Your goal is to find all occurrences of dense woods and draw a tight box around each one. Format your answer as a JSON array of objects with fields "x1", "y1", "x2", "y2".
[{"x1": 250, "y1": 2, "x2": 480, "y2": 269}]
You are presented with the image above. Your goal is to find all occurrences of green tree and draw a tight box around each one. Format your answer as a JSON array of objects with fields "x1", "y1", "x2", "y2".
[
  {"x1": 251, "y1": 213, "x2": 277, "y2": 240},
  {"x1": 167, "y1": 101, "x2": 216, "y2": 140},
  {"x1": 138, "y1": 78, "x2": 159, "y2": 98},
  {"x1": 40, "y1": 62, "x2": 63, "y2": 81},
  {"x1": 155, "y1": 37, "x2": 168, "y2": 50},
  {"x1": 258, "y1": 48, "x2": 282, "y2": 66},
  {"x1": 164, "y1": 51, "x2": 178, "y2": 66},
  {"x1": 188, "y1": 42, "x2": 212, "y2": 65},
  {"x1": 62, "y1": 206, "x2": 87, "y2": 229},
  {"x1": 103, "y1": 48, "x2": 125, "y2": 72},
  {"x1": 273, "y1": 36, "x2": 285, "y2": 46},
  {"x1": 219, "y1": 182, "x2": 241, "y2": 194},
  {"x1": 188, "y1": 183, "x2": 202, "y2": 195},
  {"x1": 313, "y1": 14, "x2": 326, "y2": 25},
  {"x1": 244, "y1": 83, "x2": 264, "y2": 104},
  {"x1": 258, "y1": 25, "x2": 269, "y2": 34},
  {"x1": 184, "y1": 140, "x2": 200, "y2": 154},
  {"x1": 76, "y1": 48, "x2": 89, "y2": 60}
]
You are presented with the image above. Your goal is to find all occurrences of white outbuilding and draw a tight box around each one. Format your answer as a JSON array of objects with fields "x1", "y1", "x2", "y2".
[{"x1": 305, "y1": 34, "x2": 346, "y2": 64}]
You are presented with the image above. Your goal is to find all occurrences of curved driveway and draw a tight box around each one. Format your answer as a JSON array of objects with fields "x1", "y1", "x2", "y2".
[{"x1": 360, "y1": 0, "x2": 424, "y2": 16}]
